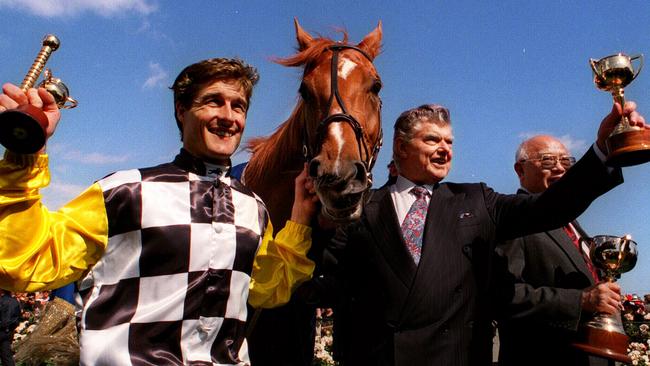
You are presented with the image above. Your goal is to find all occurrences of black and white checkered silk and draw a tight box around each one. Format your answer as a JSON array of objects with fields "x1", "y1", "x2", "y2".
[{"x1": 77, "y1": 150, "x2": 268, "y2": 365}]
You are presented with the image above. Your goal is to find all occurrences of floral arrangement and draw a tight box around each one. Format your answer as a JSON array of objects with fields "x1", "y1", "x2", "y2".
[
  {"x1": 623, "y1": 294, "x2": 650, "y2": 366},
  {"x1": 12, "y1": 291, "x2": 50, "y2": 343},
  {"x1": 313, "y1": 308, "x2": 337, "y2": 366}
]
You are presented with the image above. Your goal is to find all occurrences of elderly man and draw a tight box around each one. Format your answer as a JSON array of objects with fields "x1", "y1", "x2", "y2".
[
  {"x1": 327, "y1": 103, "x2": 646, "y2": 366},
  {"x1": 496, "y1": 135, "x2": 618, "y2": 366},
  {"x1": 0, "y1": 58, "x2": 317, "y2": 365}
]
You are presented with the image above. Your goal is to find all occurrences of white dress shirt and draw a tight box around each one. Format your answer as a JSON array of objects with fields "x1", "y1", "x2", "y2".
[{"x1": 390, "y1": 175, "x2": 434, "y2": 226}]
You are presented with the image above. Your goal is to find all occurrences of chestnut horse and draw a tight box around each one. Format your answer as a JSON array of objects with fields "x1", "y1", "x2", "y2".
[
  {"x1": 244, "y1": 20, "x2": 383, "y2": 228},
  {"x1": 242, "y1": 20, "x2": 383, "y2": 364}
]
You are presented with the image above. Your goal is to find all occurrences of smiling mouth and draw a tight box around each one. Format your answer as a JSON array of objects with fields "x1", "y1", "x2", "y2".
[{"x1": 208, "y1": 127, "x2": 237, "y2": 137}]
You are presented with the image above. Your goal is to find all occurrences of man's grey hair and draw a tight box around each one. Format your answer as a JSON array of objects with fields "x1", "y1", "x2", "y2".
[
  {"x1": 515, "y1": 141, "x2": 529, "y2": 163},
  {"x1": 392, "y1": 104, "x2": 450, "y2": 171},
  {"x1": 393, "y1": 104, "x2": 451, "y2": 144}
]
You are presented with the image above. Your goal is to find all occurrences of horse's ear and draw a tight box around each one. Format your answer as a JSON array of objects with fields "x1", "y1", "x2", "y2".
[
  {"x1": 357, "y1": 21, "x2": 382, "y2": 60},
  {"x1": 294, "y1": 18, "x2": 314, "y2": 51}
]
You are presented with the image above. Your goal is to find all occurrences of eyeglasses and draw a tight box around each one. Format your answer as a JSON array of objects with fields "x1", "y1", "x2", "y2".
[{"x1": 520, "y1": 154, "x2": 576, "y2": 169}]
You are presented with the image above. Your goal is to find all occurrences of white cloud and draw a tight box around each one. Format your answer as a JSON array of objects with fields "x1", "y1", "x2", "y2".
[
  {"x1": 42, "y1": 180, "x2": 86, "y2": 210},
  {"x1": 48, "y1": 143, "x2": 130, "y2": 164},
  {"x1": 0, "y1": 0, "x2": 157, "y2": 18},
  {"x1": 142, "y1": 62, "x2": 168, "y2": 90},
  {"x1": 556, "y1": 134, "x2": 588, "y2": 155}
]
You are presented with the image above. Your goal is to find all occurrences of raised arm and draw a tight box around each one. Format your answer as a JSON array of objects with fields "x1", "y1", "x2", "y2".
[
  {"x1": 0, "y1": 83, "x2": 108, "y2": 292},
  {"x1": 248, "y1": 164, "x2": 318, "y2": 308}
]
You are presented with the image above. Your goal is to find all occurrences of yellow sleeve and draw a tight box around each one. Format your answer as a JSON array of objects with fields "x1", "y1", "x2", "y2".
[
  {"x1": 0, "y1": 151, "x2": 108, "y2": 292},
  {"x1": 248, "y1": 220, "x2": 315, "y2": 309}
]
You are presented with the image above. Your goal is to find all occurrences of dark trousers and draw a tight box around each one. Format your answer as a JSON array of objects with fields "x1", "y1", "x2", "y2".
[{"x1": 0, "y1": 330, "x2": 15, "y2": 366}]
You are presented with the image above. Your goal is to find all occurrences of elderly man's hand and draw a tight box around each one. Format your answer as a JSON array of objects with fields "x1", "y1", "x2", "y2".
[
  {"x1": 597, "y1": 101, "x2": 648, "y2": 153},
  {"x1": 581, "y1": 282, "x2": 621, "y2": 315}
]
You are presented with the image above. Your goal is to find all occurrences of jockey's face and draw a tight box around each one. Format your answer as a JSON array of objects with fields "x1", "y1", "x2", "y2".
[{"x1": 176, "y1": 78, "x2": 248, "y2": 164}]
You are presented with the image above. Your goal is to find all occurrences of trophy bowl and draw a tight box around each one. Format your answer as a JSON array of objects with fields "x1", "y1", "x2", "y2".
[
  {"x1": 573, "y1": 235, "x2": 638, "y2": 363},
  {"x1": 590, "y1": 53, "x2": 650, "y2": 167},
  {"x1": 590, "y1": 235, "x2": 637, "y2": 280},
  {"x1": 592, "y1": 54, "x2": 639, "y2": 91}
]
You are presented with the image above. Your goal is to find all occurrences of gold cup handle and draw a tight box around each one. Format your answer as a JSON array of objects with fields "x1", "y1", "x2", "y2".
[
  {"x1": 629, "y1": 54, "x2": 644, "y2": 82},
  {"x1": 589, "y1": 58, "x2": 602, "y2": 78},
  {"x1": 617, "y1": 234, "x2": 632, "y2": 271},
  {"x1": 61, "y1": 96, "x2": 77, "y2": 110}
]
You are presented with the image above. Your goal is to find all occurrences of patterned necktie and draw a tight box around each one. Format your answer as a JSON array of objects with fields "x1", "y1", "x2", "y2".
[
  {"x1": 563, "y1": 224, "x2": 600, "y2": 281},
  {"x1": 401, "y1": 186, "x2": 430, "y2": 264}
]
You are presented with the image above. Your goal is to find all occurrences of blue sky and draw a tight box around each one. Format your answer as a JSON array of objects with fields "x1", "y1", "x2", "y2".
[{"x1": 1, "y1": 0, "x2": 649, "y2": 294}]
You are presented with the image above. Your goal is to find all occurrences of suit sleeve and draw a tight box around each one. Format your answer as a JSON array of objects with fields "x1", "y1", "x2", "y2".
[
  {"x1": 10, "y1": 298, "x2": 21, "y2": 330},
  {"x1": 248, "y1": 220, "x2": 315, "y2": 308},
  {"x1": 0, "y1": 151, "x2": 108, "y2": 292},
  {"x1": 488, "y1": 147, "x2": 623, "y2": 241},
  {"x1": 497, "y1": 237, "x2": 583, "y2": 330}
]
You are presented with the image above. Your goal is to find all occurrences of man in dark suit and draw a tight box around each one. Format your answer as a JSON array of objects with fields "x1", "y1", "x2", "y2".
[
  {"x1": 496, "y1": 135, "x2": 619, "y2": 366},
  {"x1": 327, "y1": 102, "x2": 646, "y2": 366},
  {"x1": 0, "y1": 290, "x2": 21, "y2": 366}
]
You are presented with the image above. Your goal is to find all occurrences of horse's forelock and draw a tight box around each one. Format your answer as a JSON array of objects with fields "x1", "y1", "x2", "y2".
[{"x1": 274, "y1": 32, "x2": 350, "y2": 68}]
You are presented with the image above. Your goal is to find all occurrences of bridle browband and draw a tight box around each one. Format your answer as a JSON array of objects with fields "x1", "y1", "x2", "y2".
[{"x1": 302, "y1": 44, "x2": 383, "y2": 186}]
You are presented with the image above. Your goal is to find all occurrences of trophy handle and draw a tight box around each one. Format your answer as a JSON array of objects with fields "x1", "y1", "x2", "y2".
[
  {"x1": 589, "y1": 58, "x2": 602, "y2": 77},
  {"x1": 630, "y1": 54, "x2": 644, "y2": 81},
  {"x1": 61, "y1": 97, "x2": 78, "y2": 110}
]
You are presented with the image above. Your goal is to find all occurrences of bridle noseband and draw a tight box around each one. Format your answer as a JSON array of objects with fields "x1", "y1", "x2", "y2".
[{"x1": 302, "y1": 44, "x2": 383, "y2": 186}]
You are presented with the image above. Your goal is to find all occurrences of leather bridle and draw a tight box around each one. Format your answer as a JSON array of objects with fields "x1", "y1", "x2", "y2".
[{"x1": 302, "y1": 44, "x2": 383, "y2": 185}]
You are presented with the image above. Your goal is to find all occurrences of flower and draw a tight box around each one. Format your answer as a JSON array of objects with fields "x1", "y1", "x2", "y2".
[{"x1": 624, "y1": 293, "x2": 650, "y2": 366}]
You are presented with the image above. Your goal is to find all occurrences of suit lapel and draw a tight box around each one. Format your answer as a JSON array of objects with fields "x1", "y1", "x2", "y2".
[
  {"x1": 365, "y1": 186, "x2": 418, "y2": 287},
  {"x1": 515, "y1": 189, "x2": 596, "y2": 283},
  {"x1": 401, "y1": 184, "x2": 462, "y2": 315},
  {"x1": 419, "y1": 183, "x2": 457, "y2": 265},
  {"x1": 545, "y1": 223, "x2": 596, "y2": 284}
]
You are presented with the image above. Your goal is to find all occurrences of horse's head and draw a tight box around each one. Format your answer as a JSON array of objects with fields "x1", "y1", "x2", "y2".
[{"x1": 278, "y1": 19, "x2": 383, "y2": 222}]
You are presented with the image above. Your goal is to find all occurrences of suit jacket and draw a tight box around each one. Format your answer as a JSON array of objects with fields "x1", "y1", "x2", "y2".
[
  {"x1": 329, "y1": 147, "x2": 622, "y2": 366},
  {"x1": 496, "y1": 190, "x2": 612, "y2": 366}
]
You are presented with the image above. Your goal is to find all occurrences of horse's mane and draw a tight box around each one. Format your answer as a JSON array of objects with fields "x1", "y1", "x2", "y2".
[{"x1": 244, "y1": 32, "x2": 351, "y2": 179}]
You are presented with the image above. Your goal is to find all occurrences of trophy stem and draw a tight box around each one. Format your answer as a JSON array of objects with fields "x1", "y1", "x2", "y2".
[
  {"x1": 20, "y1": 35, "x2": 60, "y2": 91},
  {"x1": 0, "y1": 35, "x2": 60, "y2": 154},
  {"x1": 610, "y1": 88, "x2": 638, "y2": 134}
]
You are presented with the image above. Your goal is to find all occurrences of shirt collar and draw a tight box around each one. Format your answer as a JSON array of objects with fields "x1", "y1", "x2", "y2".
[
  {"x1": 395, "y1": 175, "x2": 435, "y2": 196},
  {"x1": 173, "y1": 148, "x2": 231, "y2": 179}
]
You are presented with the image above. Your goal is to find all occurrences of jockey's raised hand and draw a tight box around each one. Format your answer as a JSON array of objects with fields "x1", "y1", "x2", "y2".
[
  {"x1": 0, "y1": 83, "x2": 61, "y2": 153},
  {"x1": 291, "y1": 163, "x2": 319, "y2": 226}
]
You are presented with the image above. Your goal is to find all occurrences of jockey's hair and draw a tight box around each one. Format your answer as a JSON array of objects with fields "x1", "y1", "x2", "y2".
[{"x1": 171, "y1": 58, "x2": 259, "y2": 140}]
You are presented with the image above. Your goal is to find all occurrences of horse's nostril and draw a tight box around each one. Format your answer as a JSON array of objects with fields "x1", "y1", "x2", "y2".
[
  {"x1": 308, "y1": 159, "x2": 320, "y2": 178},
  {"x1": 354, "y1": 161, "x2": 367, "y2": 182}
]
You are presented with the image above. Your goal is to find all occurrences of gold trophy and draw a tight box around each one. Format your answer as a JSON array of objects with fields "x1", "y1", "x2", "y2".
[
  {"x1": 590, "y1": 53, "x2": 649, "y2": 167},
  {"x1": 0, "y1": 34, "x2": 77, "y2": 154},
  {"x1": 573, "y1": 234, "x2": 638, "y2": 363}
]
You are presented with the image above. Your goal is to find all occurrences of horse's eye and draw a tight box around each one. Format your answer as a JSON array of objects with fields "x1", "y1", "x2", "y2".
[{"x1": 371, "y1": 79, "x2": 382, "y2": 94}]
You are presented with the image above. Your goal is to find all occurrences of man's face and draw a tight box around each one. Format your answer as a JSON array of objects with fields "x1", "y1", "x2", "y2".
[
  {"x1": 515, "y1": 137, "x2": 571, "y2": 193},
  {"x1": 395, "y1": 120, "x2": 453, "y2": 185},
  {"x1": 176, "y1": 78, "x2": 248, "y2": 164}
]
